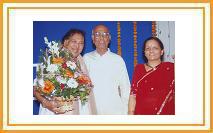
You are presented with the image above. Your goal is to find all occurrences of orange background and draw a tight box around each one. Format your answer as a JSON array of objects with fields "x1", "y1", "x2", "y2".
[{"x1": 0, "y1": 0, "x2": 212, "y2": 133}]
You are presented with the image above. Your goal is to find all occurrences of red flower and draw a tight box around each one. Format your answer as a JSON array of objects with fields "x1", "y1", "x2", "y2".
[
  {"x1": 60, "y1": 84, "x2": 65, "y2": 90},
  {"x1": 62, "y1": 62, "x2": 67, "y2": 69}
]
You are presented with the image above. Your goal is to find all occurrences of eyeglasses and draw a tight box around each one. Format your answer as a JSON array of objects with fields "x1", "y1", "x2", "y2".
[{"x1": 93, "y1": 32, "x2": 110, "y2": 38}]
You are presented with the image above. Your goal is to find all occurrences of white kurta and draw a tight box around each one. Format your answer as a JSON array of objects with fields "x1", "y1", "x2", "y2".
[{"x1": 83, "y1": 49, "x2": 130, "y2": 115}]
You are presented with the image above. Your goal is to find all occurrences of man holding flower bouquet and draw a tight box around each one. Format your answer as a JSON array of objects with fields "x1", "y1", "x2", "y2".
[{"x1": 34, "y1": 29, "x2": 97, "y2": 115}]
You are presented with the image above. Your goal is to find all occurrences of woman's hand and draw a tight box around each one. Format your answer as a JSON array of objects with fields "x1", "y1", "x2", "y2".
[
  {"x1": 128, "y1": 110, "x2": 135, "y2": 115},
  {"x1": 128, "y1": 95, "x2": 136, "y2": 115},
  {"x1": 34, "y1": 88, "x2": 68, "y2": 114},
  {"x1": 41, "y1": 99, "x2": 66, "y2": 114}
]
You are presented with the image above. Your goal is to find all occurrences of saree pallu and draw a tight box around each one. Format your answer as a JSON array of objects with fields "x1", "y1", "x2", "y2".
[{"x1": 131, "y1": 62, "x2": 175, "y2": 115}]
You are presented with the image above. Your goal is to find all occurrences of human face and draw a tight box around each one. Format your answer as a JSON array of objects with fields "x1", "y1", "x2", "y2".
[
  {"x1": 144, "y1": 39, "x2": 164, "y2": 62},
  {"x1": 92, "y1": 25, "x2": 110, "y2": 53},
  {"x1": 64, "y1": 33, "x2": 84, "y2": 58}
]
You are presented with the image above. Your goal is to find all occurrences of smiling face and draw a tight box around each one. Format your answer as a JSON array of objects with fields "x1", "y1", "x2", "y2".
[
  {"x1": 64, "y1": 33, "x2": 84, "y2": 58},
  {"x1": 92, "y1": 25, "x2": 111, "y2": 54},
  {"x1": 144, "y1": 39, "x2": 164, "y2": 62}
]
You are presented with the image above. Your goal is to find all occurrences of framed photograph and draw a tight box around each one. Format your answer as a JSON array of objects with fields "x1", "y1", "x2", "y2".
[
  {"x1": 33, "y1": 21, "x2": 175, "y2": 116},
  {"x1": 1, "y1": 1, "x2": 211, "y2": 132}
]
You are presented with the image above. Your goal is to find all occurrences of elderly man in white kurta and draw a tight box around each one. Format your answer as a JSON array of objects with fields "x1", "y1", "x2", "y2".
[{"x1": 83, "y1": 25, "x2": 130, "y2": 115}]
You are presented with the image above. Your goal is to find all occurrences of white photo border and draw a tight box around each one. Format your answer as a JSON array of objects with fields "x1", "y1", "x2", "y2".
[{"x1": 2, "y1": 3, "x2": 211, "y2": 130}]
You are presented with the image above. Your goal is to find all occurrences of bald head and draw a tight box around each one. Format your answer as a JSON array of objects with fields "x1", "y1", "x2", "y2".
[
  {"x1": 92, "y1": 24, "x2": 111, "y2": 56},
  {"x1": 93, "y1": 25, "x2": 110, "y2": 33}
]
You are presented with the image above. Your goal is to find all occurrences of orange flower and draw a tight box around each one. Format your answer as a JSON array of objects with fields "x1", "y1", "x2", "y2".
[
  {"x1": 52, "y1": 57, "x2": 64, "y2": 64},
  {"x1": 77, "y1": 75, "x2": 91, "y2": 84},
  {"x1": 65, "y1": 69, "x2": 74, "y2": 78},
  {"x1": 42, "y1": 80, "x2": 55, "y2": 94}
]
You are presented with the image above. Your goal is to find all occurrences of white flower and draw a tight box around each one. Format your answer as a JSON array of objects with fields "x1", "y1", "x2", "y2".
[
  {"x1": 47, "y1": 56, "x2": 51, "y2": 66},
  {"x1": 34, "y1": 78, "x2": 44, "y2": 87},
  {"x1": 56, "y1": 76, "x2": 67, "y2": 84},
  {"x1": 67, "y1": 78, "x2": 78, "y2": 88},
  {"x1": 43, "y1": 57, "x2": 47, "y2": 64},
  {"x1": 52, "y1": 41, "x2": 60, "y2": 56},
  {"x1": 51, "y1": 89, "x2": 56, "y2": 95},
  {"x1": 44, "y1": 37, "x2": 49, "y2": 44},
  {"x1": 79, "y1": 87, "x2": 85, "y2": 91},
  {"x1": 44, "y1": 37, "x2": 52, "y2": 48},
  {"x1": 46, "y1": 64, "x2": 59, "y2": 73},
  {"x1": 44, "y1": 37, "x2": 60, "y2": 56},
  {"x1": 38, "y1": 79, "x2": 44, "y2": 87},
  {"x1": 48, "y1": 43, "x2": 58, "y2": 55},
  {"x1": 66, "y1": 61, "x2": 76, "y2": 70}
]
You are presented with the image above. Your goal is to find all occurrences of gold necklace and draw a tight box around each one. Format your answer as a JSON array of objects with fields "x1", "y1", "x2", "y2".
[
  {"x1": 146, "y1": 62, "x2": 161, "y2": 70},
  {"x1": 146, "y1": 63, "x2": 155, "y2": 70}
]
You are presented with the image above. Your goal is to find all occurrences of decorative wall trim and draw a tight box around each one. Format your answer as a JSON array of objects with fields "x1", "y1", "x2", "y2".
[
  {"x1": 117, "y1": 21, "x2": 122, "y2": 56},
  {"x1": 152, "y1": 21, "x2": 157, "y2": 37},
  {"x1": 133, "y1": 21, "x2": 138, "y2": 67}
]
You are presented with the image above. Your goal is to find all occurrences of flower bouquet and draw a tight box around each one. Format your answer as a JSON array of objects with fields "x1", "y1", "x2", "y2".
[{"x1": 35, "y1": 37, "x2": 92, "y2": 113}]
